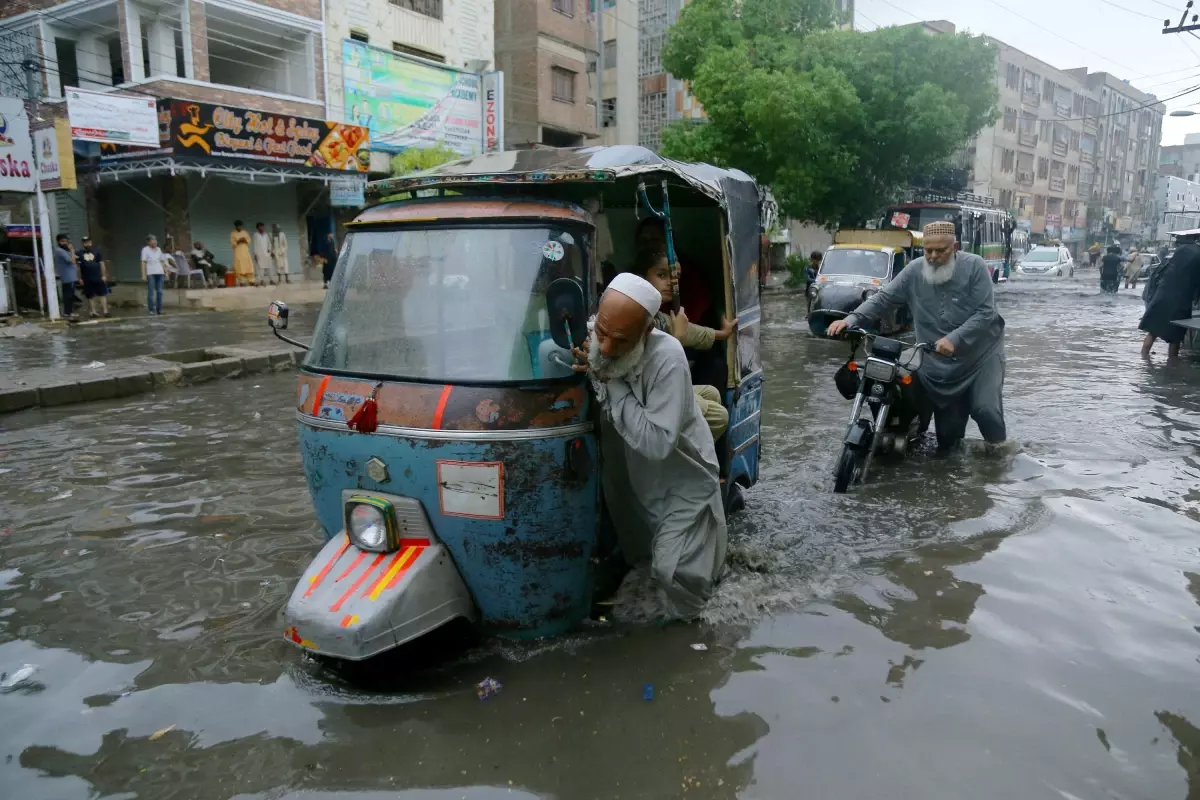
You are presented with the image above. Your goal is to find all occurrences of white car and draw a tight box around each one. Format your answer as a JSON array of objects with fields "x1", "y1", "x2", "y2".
[{"x1": 1015, "y1": 246, "x2": 1074, "y2": 278}]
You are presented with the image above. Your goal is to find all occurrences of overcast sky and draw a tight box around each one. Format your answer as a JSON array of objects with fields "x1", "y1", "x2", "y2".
[{"x1": 855, "y1": 0, "x2": 1200, "y2": 145}]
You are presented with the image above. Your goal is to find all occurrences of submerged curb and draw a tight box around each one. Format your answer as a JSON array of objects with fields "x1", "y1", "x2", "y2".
[{"x1": 0, "y1": 344, "x2": 305, "y2": 414}]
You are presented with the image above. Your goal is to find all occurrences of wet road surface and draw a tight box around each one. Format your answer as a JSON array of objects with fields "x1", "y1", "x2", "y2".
[{"x1": 2, "y1": 277, "x2": 1200, "y2": 799}]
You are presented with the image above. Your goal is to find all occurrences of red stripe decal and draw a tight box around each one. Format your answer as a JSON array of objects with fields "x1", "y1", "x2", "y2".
[
  {"x1": 383, "y1": 546, "x2": 426, "y2": 591},
  {"x1": 303, "y1": 535, "x2": 349, "y2": 597},
  {"x1": 334, "y1": 551, "x2": 367, "y2": 583},
  {"x1": 431, "y1": 384, "x2": 453, "y2": 429},
  {"x1": 330, "y1": 553, "x2": 385, "y2": 612},
  {"x1": 362, "y1": 549, "x2": 407, "y2": 598},
  {"x1": 311, "y1": 375, "x2": 331, "y2": 415}
]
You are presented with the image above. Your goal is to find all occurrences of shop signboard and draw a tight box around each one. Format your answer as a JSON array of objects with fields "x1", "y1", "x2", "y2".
[
  {"x1": 330, "y1": 176, "x2": 366, "y2": 207},
  {"x1": 99, "y1": 99, "x2": 370, "y2": 172},
  {"x1": 482, "y1": 72, "x2": 503, "y2": 153},
  {"x1": 34, "y1": 118, "x2": 77, "y2": 191},
  {"x1": 6, "y1": 224, "x2": 41, "y2": 238},
  {"x1": 65, "y1": 87, "x2": 159, "y2": 147},
  {"x1": 0, "y1": 97, "x2": 35, "y2": 193},
  {"x1": 1045, "y1": 213, "x2": 1061, "y2": 239},
  {"x1": 342, "y1": 40, "x2": 500, "y2": 156}
]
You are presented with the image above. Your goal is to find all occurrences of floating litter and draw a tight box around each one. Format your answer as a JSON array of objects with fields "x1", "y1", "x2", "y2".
[
  {"x1": 476, "y1": 677, "x2": 502, "y2": 700},
  {"x1": 690, "y1": 643, "x2": 708, "y2": 651}
]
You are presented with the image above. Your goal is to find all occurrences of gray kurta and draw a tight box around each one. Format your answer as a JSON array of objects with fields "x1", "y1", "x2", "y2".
[
  {"x1": 845, "y1": 252, "x2": 1005, "y2": 408},
  {"x1": 597, "y1": 329, "x2": 727, "y2": 618}
]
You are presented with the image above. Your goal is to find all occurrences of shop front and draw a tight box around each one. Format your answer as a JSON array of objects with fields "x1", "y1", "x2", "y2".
[{"x1": 83, "y1": 99, "x2": 368, "y2": 284}]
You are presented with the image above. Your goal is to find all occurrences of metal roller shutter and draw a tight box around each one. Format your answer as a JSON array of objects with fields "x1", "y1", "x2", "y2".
[{"x1": 187, "y1": 177, "x2": 302, "y2": 278}]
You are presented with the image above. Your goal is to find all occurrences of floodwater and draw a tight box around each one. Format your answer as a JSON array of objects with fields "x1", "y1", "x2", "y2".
[{"x1": 2, "y1": 278, "x2": 1200, "y2": 799}]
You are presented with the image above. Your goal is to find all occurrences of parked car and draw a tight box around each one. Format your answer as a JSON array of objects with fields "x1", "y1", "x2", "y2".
[
  {"x1": 1015, "y1": 246, "x2": 1075, "y2": 278},
  {"x1": 1138, "y1": 253, "x2": 1162, "y2": 280}
]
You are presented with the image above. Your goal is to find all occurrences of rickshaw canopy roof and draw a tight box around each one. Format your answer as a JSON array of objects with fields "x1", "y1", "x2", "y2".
[{"x1": 367, "y1": 145, "x2": 761, "y2": 208}]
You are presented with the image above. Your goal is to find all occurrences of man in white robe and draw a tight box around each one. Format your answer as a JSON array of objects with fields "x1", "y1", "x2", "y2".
[
  {"x1": 270, "y1": 224, "x2": 290, "y2": 283},
  {"x1": 575, "y1": 273, "x2": 727, "y2": 618},
  {"x1": 252, "y1": 222, "x2": 273, "y2": 285}
]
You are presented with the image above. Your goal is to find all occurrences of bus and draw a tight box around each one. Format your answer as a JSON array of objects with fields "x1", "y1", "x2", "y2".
[{"x1": 881, "y1": 191, "x2": 1015, "y2": 282}]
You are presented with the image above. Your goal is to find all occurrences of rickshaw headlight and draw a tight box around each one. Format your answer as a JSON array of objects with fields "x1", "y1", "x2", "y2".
[{"x1": 345, "y1": 496, "x2": 397, "y2": 552}]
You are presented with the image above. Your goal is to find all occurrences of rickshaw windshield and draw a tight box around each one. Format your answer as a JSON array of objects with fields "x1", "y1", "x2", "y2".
[
  {"x1": 305, "y1": 224, "x2": 586, "y2": 382},
  {"x1": 820, "y1": 249, "x2": 890, "y2": 279}
]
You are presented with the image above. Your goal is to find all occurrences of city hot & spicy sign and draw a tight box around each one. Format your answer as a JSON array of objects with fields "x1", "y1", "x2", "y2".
[{"x1": 99, "y1": 99, "x2": 369, "y2": 172}]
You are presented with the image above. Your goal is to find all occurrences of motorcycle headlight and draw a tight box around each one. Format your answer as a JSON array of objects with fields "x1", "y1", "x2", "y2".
[
  {"x1": 863, "y1": 357, "x2": 896, "y2": 383},
  {"x1": 345, "y1": 495, "x2": 398, "y2": 552}
]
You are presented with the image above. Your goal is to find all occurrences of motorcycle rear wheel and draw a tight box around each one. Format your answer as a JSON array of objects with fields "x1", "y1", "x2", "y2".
[{"x1": 833, "y1": 445, "x2": 858, "y2": 493}]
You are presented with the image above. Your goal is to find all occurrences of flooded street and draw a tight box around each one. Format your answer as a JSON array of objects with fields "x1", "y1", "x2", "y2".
[{"x1": 3, "y1": 280, "x2": 1200, "y2": 799}]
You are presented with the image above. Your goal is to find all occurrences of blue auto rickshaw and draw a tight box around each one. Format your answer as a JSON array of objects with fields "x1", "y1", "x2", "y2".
[{"x1": 271, "y1": 146, "x2": 766, "y2": 661}]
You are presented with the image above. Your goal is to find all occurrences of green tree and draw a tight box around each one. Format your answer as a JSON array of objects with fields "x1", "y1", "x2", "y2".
[
  {"x1": 660, "y1": 0, "x2": 999, "y2": 227},
  {"x1": 390, "y1": 144, "x2": 461, "y2": 176}
]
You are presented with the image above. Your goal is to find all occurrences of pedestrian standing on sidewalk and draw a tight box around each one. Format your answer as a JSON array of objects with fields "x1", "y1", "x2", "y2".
[
  {"x1": 54, "y1": 234, "x2": 80, "y2": 320},
  {"x1": 253, "y1": 222, "x2": 272, "y2": 285},
  {"x1": 141, "y1": 234, "x2": 168, "y2": 316},
  {"x1": 319, "y1": 231, "x2": 339, "y2": 288},
  {"x1": 230, "y1": 221, "x2": 254, "y2": 286},
  {"x1": 78, "y1": 235, "x2": 109, "y2": 318},
  {"x1": 270, "y1": 224, "x2": 289, "y2": 284}
]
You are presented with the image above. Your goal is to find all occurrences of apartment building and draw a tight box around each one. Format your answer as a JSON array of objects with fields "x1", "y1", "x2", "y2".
[
  {"x1": 494, "y1": 0, "x2": 599, "y2": 148},
  {"x1": 1160, "y1": 135, "x2": 1200, "y2": 181},
  {"x1": 916, "y1": 21, "x2": 1163, "y2": 253},
  {"x1": 0, "y1": 0, "x2": 347, "y2": 284},
  {"x1": 1155, "y1": 174, "x2": 1200, "y2": 239}
]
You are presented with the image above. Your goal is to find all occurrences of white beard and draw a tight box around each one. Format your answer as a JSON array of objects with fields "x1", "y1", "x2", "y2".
[
  {"x1": 922, "y1": 255, "x2": 957, "y2": 285},
  {"x1": 589, "y1": 328, "x2": 647, "y2": 382}
]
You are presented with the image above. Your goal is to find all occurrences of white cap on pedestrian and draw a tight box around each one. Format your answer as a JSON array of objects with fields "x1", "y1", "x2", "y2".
[{"x1": 606, "y1": 272, "x2": 664, "y2": 316}]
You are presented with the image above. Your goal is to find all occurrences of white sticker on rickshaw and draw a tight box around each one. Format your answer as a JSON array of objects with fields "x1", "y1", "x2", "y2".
[
  {"x1": 542, "y1": 241, "x2": 565, "y2": 262},
  {"x1": 437, "y1": 461, "x2": 505, "y2": 520}
]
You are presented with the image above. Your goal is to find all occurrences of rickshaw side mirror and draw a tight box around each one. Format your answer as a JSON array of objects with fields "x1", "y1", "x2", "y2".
[
  {"x1": 546, "y1": 278, "x2": 586, "y2": 350},
  {"x1": 268, "y1": 300, "x2": 290, "y2": 330}
]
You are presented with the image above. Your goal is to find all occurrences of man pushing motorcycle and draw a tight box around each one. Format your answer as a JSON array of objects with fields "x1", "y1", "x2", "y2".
[{"x1": 827, "y1": 220, "x2": 1007, "y2": 452}]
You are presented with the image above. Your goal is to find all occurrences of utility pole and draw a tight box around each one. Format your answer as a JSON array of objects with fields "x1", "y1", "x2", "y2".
[
  {"x1": 22, "y1": 51, "x2": 60, "y2": 321},
  {"x1": 595, "y1": 0, "x2": 604, "y2": 134}
]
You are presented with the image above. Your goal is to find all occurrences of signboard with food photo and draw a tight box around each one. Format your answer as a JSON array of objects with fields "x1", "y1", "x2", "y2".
[{"x1": 99, "y1": 99, "x2": 369, "y2": 172}]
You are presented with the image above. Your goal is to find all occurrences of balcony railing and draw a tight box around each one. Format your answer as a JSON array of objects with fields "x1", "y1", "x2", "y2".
[
  {"x1": 1050, "y1": 176, "x2": 1066, "y2": 192},
  {"x1": 1055, "y1": 102, "x2": 1071, "y2": 118},
  {"x1": 1052, "y1": 140, "x2": 1068, "y2": 157},
  {"x1": 1017, "y1": 170, "x2": 1035, "y2": 186},
  {"x1": 1080, "y1": 151, "x2": 1093, "y2": 164},
  {"x1": 1019, "y1": 131, "x2": 1037, "y2": 148},
  {"x1": 1022, "y1": 89, "x2": 1041, "y2": 107},
  {"x1": 1083, "y1": 118, "x2": 1097, "y2": 132}
]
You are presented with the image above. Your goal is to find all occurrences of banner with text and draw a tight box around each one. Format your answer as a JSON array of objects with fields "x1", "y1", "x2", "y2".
[
  {"x1": 342, "y1": 40, "x2": 501, "y2": 156},
  {"x1": 66, "y1": 87, "x2": 159, "y2": 147},
  {"x1": 0, "y1": 97, "x2": 35, "y2": 193},
  {"x1": 99, "y1": 100, "x2": 370, "y2": 172}
]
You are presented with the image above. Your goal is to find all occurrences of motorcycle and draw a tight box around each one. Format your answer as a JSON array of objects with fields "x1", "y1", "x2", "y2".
[{"x1": 832, "y1": 328, "x2": 933, "y2": 493}]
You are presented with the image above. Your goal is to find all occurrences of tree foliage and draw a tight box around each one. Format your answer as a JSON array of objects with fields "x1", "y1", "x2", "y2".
[
  {"x1": 390, "y1": 144, "x2": 461, "y2": 177},
  {"x1": 660, "y1": 0, "x2": 999, "y2": 227}
]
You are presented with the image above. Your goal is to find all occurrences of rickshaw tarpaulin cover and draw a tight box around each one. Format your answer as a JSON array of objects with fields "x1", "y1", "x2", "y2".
[{"x1": 368, "y1": 145, "x2": 765, "y2": 375}]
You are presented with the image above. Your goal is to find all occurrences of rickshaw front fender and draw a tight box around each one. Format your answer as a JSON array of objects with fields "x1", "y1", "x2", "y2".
[{"x1": 284, "y1": 533, "x2": 477, "y2": 661}]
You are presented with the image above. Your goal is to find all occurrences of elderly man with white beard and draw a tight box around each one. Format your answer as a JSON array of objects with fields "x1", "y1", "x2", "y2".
[
  {"x1": 827, "y1": 220, "x2": 1007, "y2": 452},
  {"x1": 572, "y1": 272, "x2": 727, "y2": 619}
]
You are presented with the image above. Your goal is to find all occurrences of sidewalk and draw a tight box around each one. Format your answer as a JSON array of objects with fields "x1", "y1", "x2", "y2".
[
  {"x1": 108, "y1": 279, "x2": 327, "y2": 312},
  {"x1": 0, "y1": 342, "x2": 304, "y2": 413}
]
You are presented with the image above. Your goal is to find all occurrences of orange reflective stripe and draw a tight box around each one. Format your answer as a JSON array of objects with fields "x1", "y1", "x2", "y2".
[
  {"x1": 333, "y1": 550, "x2": 366, "y2": 583},
  {"x1": 368, "y1": 546, "x2": 422, "y2": 600},
  {"x1": 431, "y1": 385, "x2": 453, "y2": 429},
  {"x1": 311, "y1": 374, "x2": 331, "y2": 415},
  {"x1": 363, "y1": 548, "x2": 409, "y2": 599},
  {"x1": 330, "y1": 553, "x2": 385, "y2": 612},
  {"x1": 303, "y1": 535, "x2": 349, "y2": 597}
]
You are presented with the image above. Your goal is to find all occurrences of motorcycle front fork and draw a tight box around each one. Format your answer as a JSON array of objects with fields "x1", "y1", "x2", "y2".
[{"x1": 858, "y1": 401, "x2": 890, "y2": 483}]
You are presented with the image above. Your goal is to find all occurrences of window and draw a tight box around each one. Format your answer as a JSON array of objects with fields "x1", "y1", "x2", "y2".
[
  {"x1": 1070, "y1": 130, "x2": 1080, "y2": 151},
  {"x1": 350, "y1": 30, "x2": 370, "y2": 43},
  {"x1": 1034, "y1": 194, "x2": 1047, "y2": 215},
  {"x1": 603, "y1": 39, "x2": 617, "y2": 69},
  {"x1": 1000, "y1": 148, "x2": 1015, "y2": 172},
  {"x1": 1044, "y1": 78, "x2": 1054, "y2": 98},
  {"x1": 552, "y1": 0, "x2": 574, "y2": 16},
  {"x1": 601, "y1": 97, "x2": 616, "y2": 128},
  {"x1": 393, "y1": 42, "x2": 444, "y2": 62},
  {"x1": 107, "y1": 36, "x2": 124, "y2": 85},
  {"x1": 1037, "y1": 157, "x2": 1049, "y2": 179},
  {"x1": 998, "y1": 189, "x2": 1014, "y2": 209},
  {"x1": 307, "y1": 226, "x2": 586, "y2": 382},
  {"x1": 1039, "y1": 120, "x2": 1053, "y2": 140},
  {"x1": 552, "y1": 67, "x2": 576, "y2": 103},
  {"x1": 1065, "y1": 200, "x2": 1077, "y2": 218},
  {"x1": 53, "y1": 38, "x2": 79, "y2": 95},
  {"x1": 1003, "y1": 107, "x2": 1017, "y2": 132},
  {"x1": 1074, "y1": 94, "x2": 1084, "y2": 115},
  {"x1": 1068, "y1": 165, "x2": 1079, "y2": 184},
  {"x1": 390, "y1": 0, "x2": 444, "y2": 18},
  {"x1": 1005, "y1": 63, "x2": 1020, "y2": 90}
]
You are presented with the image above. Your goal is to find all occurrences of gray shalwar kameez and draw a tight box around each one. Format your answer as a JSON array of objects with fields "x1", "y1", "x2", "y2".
[
  {"x1": 596, "y1": 329, "x2": 727, "y2": 618},
  {"x1": 845, "y1": 252, "x2": 1006, "y2": 449}
]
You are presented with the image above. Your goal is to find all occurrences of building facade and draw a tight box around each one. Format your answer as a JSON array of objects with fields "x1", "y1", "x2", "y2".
[
  {"x1": 494, "y1": 0, "x2": 600, "y2": 148},
  {"x1": 916, "y1": 22, "x2": 1163, "y2": 253},
  {"x1": 0, "y1": 0, "x2": 356, "y2": 284},
  {"x1": 1155, "y1": 174, "x2": 1200, "y2": 239},
  {"x1": 1160, "y1": 139, "x2": 1200, "y2": 182}
]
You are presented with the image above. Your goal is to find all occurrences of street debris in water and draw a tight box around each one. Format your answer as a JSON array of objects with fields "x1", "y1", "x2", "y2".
[
  {"x1": 476, "y1": 677, "x2": 502, "y2": 700},
  {"x1": 643, "y1": 683, "x2": 655, "y2": 701},
  {"x1": 0, "y1": 664, "x2": 37, "y2": 690},
  {"x1": 149, "y1": 724, "x2": 175, "y2": 741},
  {"x1": 83, "y1": 361, "x2": 106, "y2": 369},
  {"x1": 690, "y1": 643, "x2": 708, "y2": 651}
]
